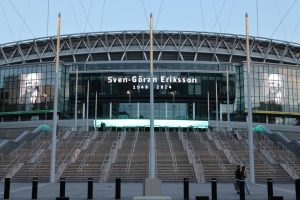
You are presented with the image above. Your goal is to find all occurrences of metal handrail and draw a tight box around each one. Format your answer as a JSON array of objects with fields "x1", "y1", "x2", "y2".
[
  {"x1": 90, "y1": 128, "x2": 111, "y2": 158},
  {"x1": 31, "y1": 132, "x2": 46, "y2": 148},
  {"x1": 215, "y1": 153, "x2": 227, "y2": 174},
  {"x1": 205, "y1": 141, "x2": 214, "y2": 157},
  {"x1": 256, "y1": 132, "x2": 299, "y2": 176},
  {"x1": 28, "y1": 141, "x2": 47, "y2": 164},
  {"x1": 2, "y1": 154, "x2": 22, "y2": 173},
  {"x1": 91, "y1": 141, "x2": 100, "y2": 157},
  {"x1": 178, "y1": 130, "x2": 205, "y2": 183},
  {"x1": 78, "y1": 153, "x2": 89, "y2": 173},
  {"x1": 193, "y1": 129, "x2": 205, "y2": 145},
  {"x1": 99, "y1": 154, "x2": 111, "y2": 182},
  {"x1": 99, "y1": 128, "x2": 127, "y2": 182},
  {"x1": 29, "y1": 148, "x2": 48, "y2": 172},
  {"x1": 194, "y1": 129, "x2": 227, "y2": 174},
  {"x1": 57, "y1": 140, "x2": 82, "y2": 169},
  {"x1": 165, "y1": 128, "x2": 178, "y2": 174},
  {"x1": 258, "y1": 152, "x2": 276, "y2": 174},
  {"x1": 211, "y1": 131, "x2": 245, "y2": 165},
  {"x1": 126, "y1": 128, "x2": 139, "y2": 173},
  {"x1": 278, "y1": 155, "x2": 299, "y2": 178},
  {"x1": 277, "y1": 141, "x2": 296, "y2": 160},
  {"x1": 54, "y1": 134, "x2": 77, "y2": 169},
  {"x1": 9, "y1": 141, "x2": 28, "y2": 158},
  {"x1": 2, "y1": 140, "x2": 30, "y2": 173}
]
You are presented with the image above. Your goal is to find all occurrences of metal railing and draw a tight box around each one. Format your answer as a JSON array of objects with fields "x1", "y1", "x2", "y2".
[
  {"x1": 85, "y1": 128, "x2": 111, "y2": 165},
  {"x1": 99, "y1": 128, "x2": 127, "y2": 182},
  {"x1": 215, "y1": 153, "x2": 227, "y2": 174},
  {"x1": 76, "y1": 129, "x2": 106, "y2": 174},
  {"x1": 56, "y1": 130, "x2": 97, "y2": 177},
  {"x1": 193, "y1": 129, "x2": 205, "y2": 145},
  {"x1": 31, "y1": 132, "x2": 46, "y2": 149},
  {"x1": 194, "y1": 129, "x2": 227, "y2": 174},
  {"x1": 211, "y1": 131, "x2": 245, "y2": 165},
  {"x1": 277, "y1": 142, "x2": 299, "y2": 177},
  {"x1": 125, "y1": 127, "x2": 139, "y2": 174},
  {"x1": 278, "y1": 154, "x2": 299, "y2": 179},
  {"x1": 277, "y1": 141, "x2": 296, "y2": 162},
  {"x1": 99, "y1": 154, "x2": 111, "y2": 182},
  {"x1": 255, "y1": 132, "x2": 299, "y2": 177},
  {"x1": 165, "y1": 128, "x2": 178, "y2": 175},
  {"x1": 29, "y1": 141, "x2": 48, "y2": 163},
  {"x1": 2, "y1": 141, "x2": 28, "y2": 174},
  {"x1": 178, "y1": 130, "x2": 205, "y2": 183},
  {"x1": 77, "y1": 153, "x2": 89, "y2": 174},
  {"x1": 258, "y1": 152, "x2": 276, "y2": 174},
  {"x1": 9, "y1": 141, "x2": 28, "y2": 160},
  {"x1": 29, "y1": 147, "x2": 48, "y2": 175},
  {"x1": 56, "y1": 141, "x2": 80, "y2": 168}
]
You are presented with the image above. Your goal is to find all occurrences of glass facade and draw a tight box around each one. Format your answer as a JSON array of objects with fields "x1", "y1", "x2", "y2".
[
  {"x1": 67, "y1": 62, "x2": 235, "y2": 121},
  {"x1": 0, "y1": 63, "x2": 64, "y2": 121},
  {"x1": 0, "y1": 61, "x2": 299, "y2": 125},
  {"x1": 243, "y1": 62, "x2": 300, "y2": 125}
]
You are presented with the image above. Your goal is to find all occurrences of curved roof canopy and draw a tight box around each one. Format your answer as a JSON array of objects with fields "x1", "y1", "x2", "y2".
[{"x1": 0, "y1": 31, "x2": 300, "y2": 66}]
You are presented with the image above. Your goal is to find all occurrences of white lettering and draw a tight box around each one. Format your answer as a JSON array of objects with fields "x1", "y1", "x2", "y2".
[
  {"x1": 107, "y1": 75, "x2": 197, "y2": 84},
  {"x1": 107, "y1": 76, "x2": 112, "y2": 83},
  {"x1": 132, "y1": 76, "x2": 137, "y2": 83},
  {"x1": 138, "y1": 76, "x2": 143, "y2": 83}
]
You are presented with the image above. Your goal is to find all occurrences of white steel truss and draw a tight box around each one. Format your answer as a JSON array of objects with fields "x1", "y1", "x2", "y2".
[{"x1": 0, "y1": 31, "x2": 300, "y2": 66}]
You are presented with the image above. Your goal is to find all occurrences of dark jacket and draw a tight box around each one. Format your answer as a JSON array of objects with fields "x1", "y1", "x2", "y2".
[
  {"x1": 241, "y1": 169, "x2": 246, "y2": 179},
  {"x1": 235, "y1": 168, "x2": 241, "y2": 180}
]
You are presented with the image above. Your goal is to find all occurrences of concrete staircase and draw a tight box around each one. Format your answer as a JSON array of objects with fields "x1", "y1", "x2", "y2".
[
  {"x1": 156, "y1": 130, "x2": 195, "y2": 182},
  {"x1": 109, "y1": 129, "x2": 148, "y2": 182},
  {"x1": 13, "y1": 128, "x2": 86, "y2": 182},
  {"x1": 10, "y1": 132, "x2": 52, "y2": 182},
  {"x1": 108, "y1": 128, "x2": 195, "y2": 182},
  {"x1": 62, "y1": 129, "x2": 117, "y2": 182},
  {"x1": 0, "y1": 127, "x2": 298, "y2": 183},
  {"x1": 253, "y1": 131, "x2": 299, "y2": 181},
  {"x1": 214, "y1": 130, "x2": 293, "y2": 183},
  {"x1": 187, "y1": 129, "x2": 234, "y2": 182}
]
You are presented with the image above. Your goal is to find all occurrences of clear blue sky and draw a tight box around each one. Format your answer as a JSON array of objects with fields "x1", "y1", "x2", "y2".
[{"x1": 0, "y1": 0, "x2": 300, "y2": 44}]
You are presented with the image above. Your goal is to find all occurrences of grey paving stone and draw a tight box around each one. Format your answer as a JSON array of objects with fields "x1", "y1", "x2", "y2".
[{"x1": 0, "y1": 182, "x2": 295, "y2": 200}]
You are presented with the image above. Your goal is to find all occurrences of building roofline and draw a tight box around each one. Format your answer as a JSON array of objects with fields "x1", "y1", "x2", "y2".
[
  {"x1": 1, "y1": 30, "x2": 300, "y2": 66},
  {"x1": 1, "y1": 30, "x2": 300, "y2": 48}
]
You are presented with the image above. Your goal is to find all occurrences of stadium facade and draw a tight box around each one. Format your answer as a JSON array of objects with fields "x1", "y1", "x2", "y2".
[{"x1": 0, "y1": 31, "x2": 300, "y2": 126}]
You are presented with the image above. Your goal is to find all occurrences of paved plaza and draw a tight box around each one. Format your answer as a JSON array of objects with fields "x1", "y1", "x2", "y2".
[{"x1": 0, "y1": 182, "x2": 296, "y2": 200}]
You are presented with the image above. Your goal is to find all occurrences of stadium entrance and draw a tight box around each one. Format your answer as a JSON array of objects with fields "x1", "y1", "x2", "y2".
[{"x1": 68, "y1": 62, "x2": 236, "y2": 121}]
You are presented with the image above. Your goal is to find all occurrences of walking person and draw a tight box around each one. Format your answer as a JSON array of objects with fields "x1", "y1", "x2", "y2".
[
  {"x1": 234, "y1": 165, "x2": 241, "y2": 194},
  {"x1": 241, "y1": 165, "x2": 253, "y2": 195}
]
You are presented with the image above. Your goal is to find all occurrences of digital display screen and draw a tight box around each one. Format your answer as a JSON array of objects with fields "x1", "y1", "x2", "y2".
[
  {"x1": 264, "y1": 73, "x2": 284, "y2": 105},
  {"x1": 19, "y1": 73, "x2": 42, "y2": 111}
]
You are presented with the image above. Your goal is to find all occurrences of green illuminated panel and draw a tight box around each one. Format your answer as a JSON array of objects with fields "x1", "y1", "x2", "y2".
[{"x1": 94, "y1": 119, "x2": 208, "y2": 128}]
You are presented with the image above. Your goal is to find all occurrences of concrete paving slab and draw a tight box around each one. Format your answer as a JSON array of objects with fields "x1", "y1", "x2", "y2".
[
  {"x1": 0, "y1": 182, "x2": 296, "y2": 200},
  {"x1": 133, "y1": 196, "x2": 172, "y2": 200}
]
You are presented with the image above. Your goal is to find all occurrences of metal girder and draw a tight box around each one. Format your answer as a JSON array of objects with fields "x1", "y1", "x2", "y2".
[
  {"x1": 16, "y1": 42, "x2": 25, "y2": 63},
  {"x1": 86, "y1": 34, "x2": 93, "y2": 62},
  {"x1": 0, "y1": 46, "x2": 9, "y2": 65},
  {"x1": 33, "y1": 40, "x2": 42, "y2": 62},
  {"x1": 68, "y1": 36, "x2": 76, "y2": 63},
  {"x1": 0, "y1": 31, "x2": 300, "y2": 66}
]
